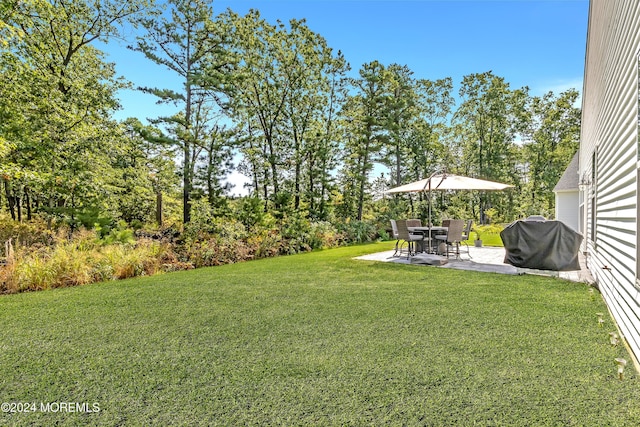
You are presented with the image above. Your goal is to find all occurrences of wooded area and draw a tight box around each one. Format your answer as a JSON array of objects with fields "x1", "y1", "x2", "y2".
[{"x1": 0, "y1": 0, "x2": 580, "y2": 265}]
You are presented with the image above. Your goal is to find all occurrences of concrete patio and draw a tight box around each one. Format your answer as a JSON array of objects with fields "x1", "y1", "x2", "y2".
[{"x1": 355, "y1": 245, "x2": 594, "y2": 284}]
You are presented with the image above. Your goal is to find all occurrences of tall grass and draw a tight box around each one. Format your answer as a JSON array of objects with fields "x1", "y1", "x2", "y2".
[{"x1": 0, "y1": 231, "x2": 168, "y2": 293}]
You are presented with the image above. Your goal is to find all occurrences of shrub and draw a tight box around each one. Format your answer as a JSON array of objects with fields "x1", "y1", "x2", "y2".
[
  {"x1": 0, "y1": 216, "x2": 58, "y2": 249},
  {"x1": 236, "y1": 197, "x2": 270, "y2": 229},
  {"x1": 183, "y1": 237, "x2": 253, "y2": 268},
  {"x1": 4, "y1": 241, "x2": 94, "y2": 292},
  {"x1": 280, "y1": 213, "x2": 313, "y2": 254},
  {"x1": 0, "y1": 207, "x2": 379, "y2": 294},
  {"x1": 247, "y1": 228, "x2": 282, "y2": 259},
  {"x1": 336, "y1": 220, "x2": 377, "y2": 244},
  {"x1": 97, "y1": 221, "x2": 136, "y2": 245},
  {"x1": 308, "y1": 221, "x2": 342, "y2": 249},
  {"x1": 377, "y1": 228, "x2": 390, "y2": 241}
]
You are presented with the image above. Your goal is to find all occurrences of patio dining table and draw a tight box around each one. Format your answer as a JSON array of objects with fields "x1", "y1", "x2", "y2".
[{"x1": 408, "y1": 226, "x2": 448, "y2": 253}]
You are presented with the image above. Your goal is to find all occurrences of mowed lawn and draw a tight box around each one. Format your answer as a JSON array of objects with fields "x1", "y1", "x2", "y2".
[{"x1": 1, "y1": 242, "x2": 639, "y2": 426}]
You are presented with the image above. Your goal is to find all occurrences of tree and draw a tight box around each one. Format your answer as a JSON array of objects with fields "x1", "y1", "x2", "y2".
[
  {"x1": 112, "y1": 119, "x2": 178, "y2": 226},
  {"x1": 193, "y1": 123, "x2": 235, "y2": 213},
  {"x1": 133, "y1": 0, "x2": 233, "y2": 223},
  {"x1": 339, "y1": 61, "x2": 389, "y2": 221},
  {"x1": 454, "y1": 71, "x2": 526, "y2": 223},
  {"x1": 521, "y1": 89, "x2": 581, "y2": 217},
  {"x1": 409, "y1": 77, "x2": 454, "y2": 179},
  {"x1": 223, "y1": 10, "x2": 290, "y2": 211},
  {"x1": 309, "y1": 52, "x2": 349, "y2": 219},
  {"x1": 379, "y1": 64, "x2": 416, "y2": 188},
  {"x1": 281, "y1": 22, "x2": 347, "y2": 212},
  {"x1": 1, "y1": 0, "x2": 153, "y2": 224},
  {"x1": 224, "y1": 11, "x2": 348, "y2": 216}
]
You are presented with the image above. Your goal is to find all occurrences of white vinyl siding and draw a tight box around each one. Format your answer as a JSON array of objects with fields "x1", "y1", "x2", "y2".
[
  {"x1": 580, "y1": 0, "x2": 640, "y2": 361},
  {"x1": 555, "y1": 191, "x2": 579, "y2": 231}
]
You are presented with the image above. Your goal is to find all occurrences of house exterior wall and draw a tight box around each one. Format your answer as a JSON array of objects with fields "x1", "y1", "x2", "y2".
[
  {"x1": 555, "y1": 191, "x2": 579, "y2": 231},
  {"x1": 579, "y1": 0, "x2": 640, "y2": 361}
]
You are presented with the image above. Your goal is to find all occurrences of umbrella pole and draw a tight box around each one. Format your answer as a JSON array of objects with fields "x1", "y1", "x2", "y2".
[
  {"x1": 428, "y1": 184, "x2": 432, "y2": 253},
  {"x1": 424, "y1": 170, "x2": 443, "y2": 254}
]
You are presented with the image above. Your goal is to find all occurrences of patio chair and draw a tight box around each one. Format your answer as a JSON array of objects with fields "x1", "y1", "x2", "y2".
[
  {"x1": 459, "y1": 220, "x2": 473, "y2": 258},
  {"x1": 406, "y1": 219, "x2": 422, "y2": 227},
  {"x1": 435, "y1": 219, "x2": 465, "y2": 259},
  {"x1": 406, "y1": 219, "x2": 435, "y2": 253},
  {"x1": 390, "y1": 219, "x2": 401, "y2": 256},
  {"x1": 395, "y1": 219, "x2": 426, "y2": 258}
]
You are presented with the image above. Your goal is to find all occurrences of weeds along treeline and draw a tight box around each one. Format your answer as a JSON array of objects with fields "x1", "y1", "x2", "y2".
[{"x1": 0, "y1": 203, "x2": 380, "y2": 294}]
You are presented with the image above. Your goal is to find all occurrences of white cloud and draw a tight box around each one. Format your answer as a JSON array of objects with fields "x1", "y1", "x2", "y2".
[{"x1": 225, "y1": 170, "x2": 252, "y2": 197}]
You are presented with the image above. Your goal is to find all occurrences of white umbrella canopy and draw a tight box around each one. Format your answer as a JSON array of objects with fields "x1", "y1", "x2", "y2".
[{"x1": 384, "y1": 173, "x2": 513, "y2": 194}]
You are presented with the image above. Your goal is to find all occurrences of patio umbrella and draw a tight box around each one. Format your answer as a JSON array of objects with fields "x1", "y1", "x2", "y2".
[
  {"x1": 384, "y1": 173, "x2": 513, "y2": 193},
  {"x1": 385, "y1": 172, "x2": 513, "y2": 249}
]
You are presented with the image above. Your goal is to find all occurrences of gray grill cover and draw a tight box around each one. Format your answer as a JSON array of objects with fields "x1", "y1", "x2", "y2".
[{"x1": 500, "y1": 220, "x2": 584, "y2": 271}]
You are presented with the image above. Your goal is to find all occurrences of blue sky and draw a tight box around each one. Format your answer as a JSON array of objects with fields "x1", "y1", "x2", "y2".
[
  {"x1": 106, "y1": 0, "x2": 589, "y2": 122},
  {"x1": 101, "y1": 0, "x2": 590, "y2": 194}
]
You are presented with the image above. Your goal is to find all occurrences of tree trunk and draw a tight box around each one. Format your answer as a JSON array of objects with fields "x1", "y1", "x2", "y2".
[
  {"x1": 308, "y1": 158, "x2": 315, "y2": 215},
  {"x1": 206, "y1": 147, "x2": 215, "y2": 207},
  {"x1": 395, "y1": 142, "x2": 401, "y2": 186},
  {"x1": 263, "y1": 163, "x2": 270, "y2": 212},
  {"x1": 267, "y1": 136, "x2": 279, "y2": 207},
  {"x1": 183, "y1": 142, "x2": 191, "y2": 223},
  {"x1": 4, "y1": 179, "x2": 15, "y2": 221},
  {"x1": 16, "y1": 195, "x2": 22, "y2": 222},
  {"x1": 357, "y1": 139, "x2": 371, "y2": 221},
  {"x1": 156, "y1": 189, "x2": 163, "y2": 226},
  {"x1": 25, "y1": 187, "x2": 32, "y2": 221}
]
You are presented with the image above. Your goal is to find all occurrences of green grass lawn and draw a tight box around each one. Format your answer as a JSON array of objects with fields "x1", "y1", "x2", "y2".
[
  {"x1": 1, "y1": 242, "x2": 639, "y2": 426},
  {"x1": 473, "y1": 232, "x2": 503, "y2": 247},
  {"x1": 463, "y1": 229, "x2": 503, "y2": 247}
]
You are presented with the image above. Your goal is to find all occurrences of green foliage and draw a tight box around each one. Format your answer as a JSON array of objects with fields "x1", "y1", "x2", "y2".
[
  {"x1": 336, "y1": 220, "x2": 377, "y2": 244},
  {"x1": 279, "y1": 213, "x2": 342, "y2": 254},
  {"x1": 181, "y1": 200, "x2": 348, "y2": 266},
  {"x1": 134, "y1": 0, "x2": 234, "y2": 223},
  {"x1": 0, "y1": 216, "x2": 57, "y2": 249},
  {"x1": 0, "y1": 0, "x2": 156, "y2": 224},
  {"x1": 76, "y1": 208, "x2": 113, "y2": 235},
  {"x1": 96, "y1": 221, "x2": 136, "y2": 246},
  {"x1": 236, "y1": 196, "x2": 271, "y2": 229},
  {"x1": 183, "y1": 198, "x2": 222, "y2": 237},
  {"x1": 0, "y1": 1, "x2": 584, "y2": 291},
  {"x1": 226, "y1": 11, "x2": 347, "y2": 217},
  {"x1": 520, "y1": 90, "x2": 581, "y2": 218}
]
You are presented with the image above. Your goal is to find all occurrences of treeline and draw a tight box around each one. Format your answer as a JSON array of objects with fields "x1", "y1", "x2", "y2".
[{"x1": 1, "y1": 0, "x2": 580, "y2": 235}]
